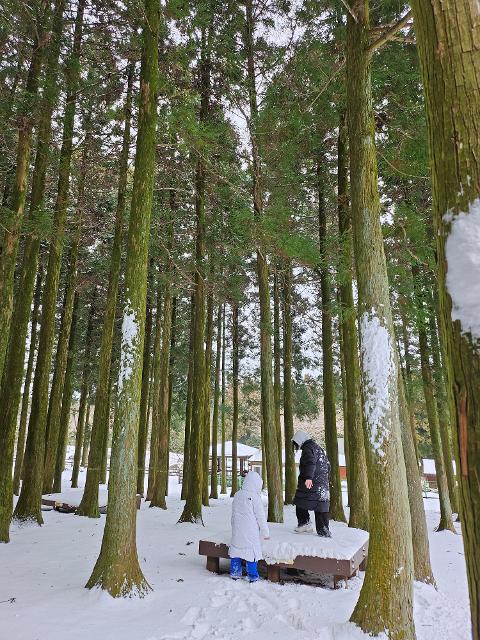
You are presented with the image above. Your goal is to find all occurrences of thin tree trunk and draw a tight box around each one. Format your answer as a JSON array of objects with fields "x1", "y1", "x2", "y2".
[
  {"x1": 318, "y1": 159, "x2": 345, "y2": 523},
  {"x1": 413, "y1": 269, "x2": 455, "y2": 533},
  {"x1": 400, "y1": 310, "x2": 420, "y2": 464},
  {"x1": 53, "y1": 292, "x2": 79, "y2": 493},
  {"x1": 86, "y1": 0, "x2": 158, "y2": 596},
  {"x1": 43, "y1": 106, "x2": 90, "y2": 493},
  {"x1": 150, "y1": 202, "x2": 175, "y2": 510},
  {"x1": 243, "y1": 0, "x2": 283, "y2": 522},
  {"x1": 72, "y1": 291, "x2": 96, "y2": 488},
  {"x1": 13, "y1": 0, "x2": 86, "y2": 527},
  {"x1": 137, "y1": 278, "x2": 153, "y2": 497},
  {"x1": 202, "y1": 282, "x2": 214, "y2": 506},
  {"x1": 178, "y1": 23, "x2": 211, "y2": 525},
  {"x1": 147, "y1": 282, "x2": 163, "y2": 501},
  {"x1": 209, "y1": 304, "x2": 222, "y2": 499},
  {"x1": 336, "y1": 111, "x2": 369, "y2": 530},
  {"x1": 180, "y1": 294, "x2": 194, "y2": 500},
  {"x1": 398, "y1": 367, "x2": 436, "y2": 585},
  {"x1": 77, "y1": 61, "x2": 134, "y2": 516},
  {"x1": 346, "y1": 2, "x2": 415, "y2": 636},
  {"x1": 12, "y1": 268, "x2": 43, "y2": 496},
  {"x1": 0, "y1": 0, "x2": 66, "y2": 542},
  {"x1": 0, "y1": 2, "x2": 49, "y2": 380},
  {"x1": 220, "y1": 303, "x2": 227, "y2": 494},
  {"x1": 81, "y1": 403, "x2": 92, "y2": 468},
  {"x1": 231, "y1": 302, "x2": 239, "y2": 497},
  {"x1": 43, "y1": 244, "x2": 79, "y2": 493},
  {"x1": 282, "y1": 261, "x2": 296, "y2": 504},
  {"x1": 428, "y1": 302, "x2": 458, "y2": 514},
  {"x1": 165, "y1": 296, "x2": 177, "y2": 498},
  {"x1": 410, "y1": 4, "x2": 480, "y2": 632},
  {"x1": 273, "y1": 265, "x2": 283, "y2": 470}
]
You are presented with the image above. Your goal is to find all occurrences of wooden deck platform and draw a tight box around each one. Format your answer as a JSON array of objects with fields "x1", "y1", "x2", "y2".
[{"x1": 198, "y1": 537, "x2": 368, "y2": 588}]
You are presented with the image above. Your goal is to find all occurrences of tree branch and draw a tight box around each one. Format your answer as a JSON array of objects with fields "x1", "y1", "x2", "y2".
[{"x1": 368, "y1": 10, "x2": 413, "y2": 54}]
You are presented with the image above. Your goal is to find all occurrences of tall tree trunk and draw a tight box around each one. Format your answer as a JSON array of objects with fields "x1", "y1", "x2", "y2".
[
  {"x1": 318, "y1": 159, "x2": 345, "y2": 523},
  {"x1": 400, "y1": 310, "x2": 420, "y2": 464},
  {"x1": 150, "y1": 202, "x2": 175, "y2": 510},
  {"x1": 178, "y1": 23, "x2": 211, "y2": 525},
  {"x1": 346, "y1": 2, "x2": 415, "y2": 636},
  {"x1": 202, "y1": 282, "x2": 214, "y2": 506},
  {"x1": 220, "y1": 303, "x2": 227, "y2": 495},
  {"x1": 85, "y1": 0, "x2": 158, "y2": 597},
  {"x1": 147, "y1": 282, "x2": 163, "y2": 501},
  {"x1": 413, "y1": 269, "x2": 455, "y2": 533},
  {"x1": 282, "y1": 261, "x2": 296, "y2": 504},
  {"x1": 43, "y1": 107, "x2": 90, "y2": 493},
  {"x1": 180, "y1": 294, "x2": 194, "y2": 500},
  {"x1": 137, "y1": 278, "x2": 153, "y2": 497},
  {"x1": 0, "y1": 0, "x2": 65, "y2": 436},
  {"x1": 72, "y1": 290, "x2": 96, "y2": 488},
  {"x1": 273, "y1": 266, "x2": 283, "y2": 470},
  {"x1": 231, "y1": 302, "x2": 239, "y2": 497},
  {"x1": 53, "y1": 292, "x2": 79, "y2": 493},
  {"x1": 165, "y1": 296, "x2": 177, "y2": 498},
  {"x1": 428, "y1": 302, "x2": 458, "y2": 514},
  {"x1": 77, "y1": 61, "x2": 134, "y2": 516},
  {"x1": 398, "y1": 367, "x2": 436, "y2": 585},
  {"x1": 243, "y1": 0, "x2": 283, "y2": 522},
  {"x1": 410, "y1": 5, "x2": 480, "y2": 632},
  {"x1": 43, "y1": 243, "x2": 79, "y2": 493},
  {"x1": 12, "y1": 267, "x2": 43, "y2": 496},
  {"x1": 210, "y1": 304, "x2": 222, "y2": 499},
  {"x1": 336, "y1": 111, "x2": 369, "y2": 530},
  {"x1": 81, "y1": 403, "x2": 92, "y2": 468},
  {"x1": 0, "y1": 1, "x2": 49, "y2": 380},
  {"x1": 13, "y1": 0, "x2": 86, "y2": 527},
  {"x1": 0, "y1": 0, "x2": 66, "y2": 542}
]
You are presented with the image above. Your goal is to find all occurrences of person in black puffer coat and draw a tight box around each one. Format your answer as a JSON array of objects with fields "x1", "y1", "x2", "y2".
[{"x1": 292, "y1": 430, "x2": 331, "y2": 537}]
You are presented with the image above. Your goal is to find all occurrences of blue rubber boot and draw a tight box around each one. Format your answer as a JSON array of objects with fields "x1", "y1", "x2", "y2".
[
  {"x1": 230, "y1": 557, "x2": 243, "y2": 580},
  {"x1": 246, "y1": 561, "x2": 259, "y2": 583}
]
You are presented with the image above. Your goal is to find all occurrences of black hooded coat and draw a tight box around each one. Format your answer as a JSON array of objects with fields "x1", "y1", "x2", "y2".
[{"x1": 294, "y1": 439, "x2": 330, "y2": 513}]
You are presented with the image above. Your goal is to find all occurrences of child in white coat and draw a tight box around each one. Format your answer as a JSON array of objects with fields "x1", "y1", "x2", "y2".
[{"x1": 228, "y1": 471, "x2": 270, "y2": 582}]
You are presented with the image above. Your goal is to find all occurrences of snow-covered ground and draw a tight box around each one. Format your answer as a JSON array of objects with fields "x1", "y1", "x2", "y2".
[{"x1": 0, "y1": 470, "x2": 470, "y2": 640}]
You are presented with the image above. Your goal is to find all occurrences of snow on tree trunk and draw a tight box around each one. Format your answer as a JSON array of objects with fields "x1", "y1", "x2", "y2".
[
  {"x1": 282, "y1": 261, "x2": 296, "y2": 505},
  {"x1": 346, "y1": 1, "x2": 415, "y2": 637},
  {"x1": 85, "y1": 0, "x2": 159, "y2": 596},
  {"x1": 410, "y1": 3, "x2": 480, "y2": 635}
]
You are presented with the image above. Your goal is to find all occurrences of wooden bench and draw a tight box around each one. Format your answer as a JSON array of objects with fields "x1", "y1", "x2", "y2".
[
  {"x1": 198, "y1": 539, "x2": 368, "y2": 588},
  {"x1": 41, "y1": 493, "x2": 142, "y2": 513}
]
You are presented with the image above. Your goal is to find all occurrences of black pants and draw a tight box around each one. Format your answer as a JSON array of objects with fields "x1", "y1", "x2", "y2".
[{"x1": 296, "y1": 506, "x2": 329, "y2": 533}]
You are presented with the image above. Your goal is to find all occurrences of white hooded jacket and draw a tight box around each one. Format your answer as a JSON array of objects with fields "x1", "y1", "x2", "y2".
[{"x1": 228, "y1": 471, "x2": 270, "y2": 562}]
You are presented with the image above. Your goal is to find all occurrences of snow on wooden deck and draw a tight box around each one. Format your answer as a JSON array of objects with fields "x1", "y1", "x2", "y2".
[{"x1": 208, "y1": 520, "x2": 368, "y2": 564}]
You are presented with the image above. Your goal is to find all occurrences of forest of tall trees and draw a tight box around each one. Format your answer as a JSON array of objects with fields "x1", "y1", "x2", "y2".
[{"x1": 0, "y1": 1, "x2": 478, "y2": 639}]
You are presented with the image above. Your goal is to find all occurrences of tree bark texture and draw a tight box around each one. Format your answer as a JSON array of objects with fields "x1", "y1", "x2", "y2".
[{"x1": 346, "y1": 2, "x2": 415, "y2": 636}]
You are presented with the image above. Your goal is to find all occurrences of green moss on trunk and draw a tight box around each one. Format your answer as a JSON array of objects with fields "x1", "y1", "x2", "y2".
[
  {"x1": 336, "y1": 111, "x2": 369, "y2": 531},
  {"x1": 13, "y1": 0, "x2": 86, "y2": 527},
  {"x1": 318, "y1": 161, "x2": 345, "y2": 524},
  {"x1": 86, "y1": 0, "x2": 159, "y2": 596},
  {"x1": 346, "y1": 2, "x2": 415, "y2": 637},
  {"x1": 282, "y1": 261, "x2": 296, "y2": 505}
]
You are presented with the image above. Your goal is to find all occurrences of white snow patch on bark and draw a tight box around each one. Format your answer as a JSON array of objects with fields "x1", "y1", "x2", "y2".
[
  {"x1": 118, "y1": 302, "x2": 139, "y2": 394},
  {"x1": 359, "y1": 310, "x2": 395, "y2": 458},
  {"x1": 445, "y1": 198, "x2": 480, "y2": 342}
]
